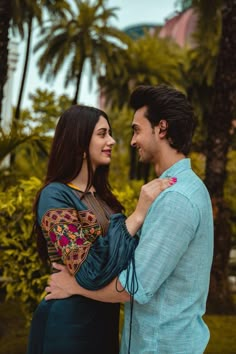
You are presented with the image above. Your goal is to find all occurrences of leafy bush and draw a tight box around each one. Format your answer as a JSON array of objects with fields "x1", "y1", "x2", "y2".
[
  {"x1": 113, "y1": 180, "x2": 143, "y2": 216},
  {"x1": 225, "y1": 150, "x2": 236, "y2": 243},
  {"x1": 0, "y1": 176, "x2": 143, "y2": 322},
  {"x1": 0, "y1": 177, "x2": 49, "y2": 321}
]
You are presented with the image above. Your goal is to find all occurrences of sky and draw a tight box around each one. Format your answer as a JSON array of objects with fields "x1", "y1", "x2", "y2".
[{"x1": 12, "y1": 0, "x2": 178, "y2": 109}]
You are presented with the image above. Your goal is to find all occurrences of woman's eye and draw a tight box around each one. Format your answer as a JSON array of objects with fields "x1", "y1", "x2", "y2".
[{"x1": 99, "y1": 132, "x2": 106, "y2": 137}]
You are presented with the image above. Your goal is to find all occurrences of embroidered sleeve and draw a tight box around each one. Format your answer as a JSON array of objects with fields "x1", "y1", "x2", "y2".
[{"x1": 41, "y1": 208, "x2": 102, "y2": 275}]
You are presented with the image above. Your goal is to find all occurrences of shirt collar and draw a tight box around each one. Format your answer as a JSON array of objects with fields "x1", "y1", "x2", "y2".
[{"x1": 160, "y1": 158, "x2": 191, "y2": 178}]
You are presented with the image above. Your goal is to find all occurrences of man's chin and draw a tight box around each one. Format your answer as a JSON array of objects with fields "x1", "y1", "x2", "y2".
[{"x1": 138, "y1": 156, "x2": 149, "y2": 163}]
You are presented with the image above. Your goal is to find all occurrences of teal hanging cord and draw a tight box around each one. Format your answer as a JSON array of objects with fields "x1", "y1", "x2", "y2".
[{"x1": 116, "y1": 254, "x2": 138, "y2": 354}]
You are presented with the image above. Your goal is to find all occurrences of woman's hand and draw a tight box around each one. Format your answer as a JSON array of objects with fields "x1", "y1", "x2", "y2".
[
  {"x1": 136, "y1": 177, "x2": 177, "y2": 219},
  {"x1": 125, "y1": 177, "x2": 177, "y2": 235}
]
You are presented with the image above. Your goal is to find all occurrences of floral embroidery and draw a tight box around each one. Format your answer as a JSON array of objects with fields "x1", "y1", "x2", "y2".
[{"x1": 41, "y1": 208, "x2": 102, "y2": 274}]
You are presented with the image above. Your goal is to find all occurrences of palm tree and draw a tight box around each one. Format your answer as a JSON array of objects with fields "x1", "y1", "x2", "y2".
[
  {"x1": 13, "y1": 0, "x2": 71, "y2": 122},
  {"x1": 204, "y1": 0, "x2": 236, "y2": 313},
  {"x1": 0, "y1": 0, "x2": 12, "y2": 121},
  {"x1": 9, "y1": 0, "x2": 71, "y2": 166},
  {"x1": 182, "y1": 0, "x2": 236, "y2": 313},
  {"x1": 12, "y1": 0, "x2": 42, "y2": 122},
  {"x1": 100, "y1": 32, "x2": 185, "y2": 109},
  {"x1": 34, "y1": 0, "x2": 130, "y2": 104}
]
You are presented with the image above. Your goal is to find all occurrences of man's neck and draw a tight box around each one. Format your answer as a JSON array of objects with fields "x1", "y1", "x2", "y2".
[{"x1": 154, "y1": 152, "x2": 185, "y2": 177}]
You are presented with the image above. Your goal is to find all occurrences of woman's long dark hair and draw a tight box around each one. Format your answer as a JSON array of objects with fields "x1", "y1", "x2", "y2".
[{"x1": 33, "y1": 105, "x2": 123, "y2": 263}]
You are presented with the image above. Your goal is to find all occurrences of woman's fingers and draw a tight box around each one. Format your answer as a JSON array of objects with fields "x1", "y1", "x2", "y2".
[{"x1": 141, "y1": 176, "x2": 177, "y2": 199}]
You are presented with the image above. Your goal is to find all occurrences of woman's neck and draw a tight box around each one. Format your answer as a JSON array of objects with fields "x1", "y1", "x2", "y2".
[{"x1": 70, "y1": 161, "x2": 95, "y2": 192}]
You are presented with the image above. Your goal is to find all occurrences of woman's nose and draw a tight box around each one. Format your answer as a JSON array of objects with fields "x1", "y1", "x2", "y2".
[{"x1": 108, "y1": 135, "x2": 116, "y2": 145}]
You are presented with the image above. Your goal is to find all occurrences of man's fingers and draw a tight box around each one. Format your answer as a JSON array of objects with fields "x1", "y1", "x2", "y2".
[
  {"x1": 45, "y1": 293, "x2": 54, "y2": 301},
  {"x1": 44, "y1": 286, "x2": 55, "y2": 301},
  {"x1": 52, "y1": 262, "x2": 66, "y2": 271},
  {"x1": 45, "y1": 286, "x2": 52, "y2": 293},
  {"x1": 47, "y1": 277, "x2": 57, "y2": 287}
]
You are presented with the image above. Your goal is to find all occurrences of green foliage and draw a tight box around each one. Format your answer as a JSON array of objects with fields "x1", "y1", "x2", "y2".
[
  {"x1": 189, "y1": 151, "x2": 205, "y2": 179},
  {"x1": 100, "y1": 33, "x2": 186, "y2": 109},
  {"x1": 0, "y1": 299, "x2": 28, "y2": 354},
  {"x1": 11, "y1": 0, "x2": 72, "y2": 38},
  {"x1": 204, "y1": 315, "x2": 236, "y2": 353},
  {"x1": 0, "y1": 124, "x2": 38, "y2": 164},
  {"x1": 108, "y1": 107, "x2": 133, "y2": 182},
  {"x1": 0, "y1": 122, "x2": 44, "y2": 189},
  {"x1": 181, "y1": 0, "x2": 222, "y2": 151},
  {"x1": 4, "y1": 89, "x2": 72, "y2": 183},
  {"x1": 22, "y1": 88, "x2": 72, "y2": 134},
  {"x1": 34, "y1": 0, "x2": 129, "y2": 102},
  {"x1": 0, "y1": 177, "x2": 48, "y2": 321},
  {"x1": 190, "y1": 150, "x2": 236, "y2": 243},
  {"x1": 113, "y1": 180, "x2": 144, "y2": 216},
  {"x1": 225, "y1": 150, "x2": 236, "y2": 242}
]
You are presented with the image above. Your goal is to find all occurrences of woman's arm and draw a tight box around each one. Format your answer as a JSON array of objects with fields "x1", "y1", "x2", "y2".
[
  {"x1": 45, "y1": 263, "x2": 130, "y2": 303},
  {"x1": 125, "y1": 177, "x2": 176, "y2": 235},
  {"x1": 38, "y1": 184, "x2": 100, "y2": 275},
  {"x1": 44, "y1": 178, "x2": 177, "y2": 300}
]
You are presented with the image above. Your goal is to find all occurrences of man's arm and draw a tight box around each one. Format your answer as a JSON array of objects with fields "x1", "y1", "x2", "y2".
[{"x1": 45, "y1": 263, "x2": 131, "y2": 303}]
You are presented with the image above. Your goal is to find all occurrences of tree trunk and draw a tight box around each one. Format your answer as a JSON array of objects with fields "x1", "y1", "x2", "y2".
[
  {"x1": 11, "y1": 17, "x2": 33, "y2": 166},
  {"x1": 72, "y1": 59, "x2": 85, "y2": 105},
  {"x1": 205, "y1": 0, "x2": 236, "y2": 314},
  {"x1": 0, "y1": 0, "x2": 11, "y2": 121},
  {"x1": 14, "y1": 16, "x2": 33, "y2": 121}
]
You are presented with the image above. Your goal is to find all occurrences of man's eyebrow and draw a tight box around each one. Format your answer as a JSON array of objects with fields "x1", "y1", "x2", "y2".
[{"x1": 131, "y1": 123, "x2": 139, "y2": 130}]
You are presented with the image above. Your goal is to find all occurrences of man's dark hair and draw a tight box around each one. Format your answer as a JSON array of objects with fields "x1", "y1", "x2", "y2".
[{"x1": 129, "y1": 84, "x2": 196, "y2": 155}]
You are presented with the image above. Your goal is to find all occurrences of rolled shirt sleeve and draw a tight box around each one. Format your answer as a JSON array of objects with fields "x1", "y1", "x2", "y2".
[{"x1": 119, "y1": 190, "x2": 200, "y2": 304}]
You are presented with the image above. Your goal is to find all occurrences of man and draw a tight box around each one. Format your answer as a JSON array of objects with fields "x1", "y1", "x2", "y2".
[{"x1": 46, "y1": 84, "x2": 214, "y2": 354}]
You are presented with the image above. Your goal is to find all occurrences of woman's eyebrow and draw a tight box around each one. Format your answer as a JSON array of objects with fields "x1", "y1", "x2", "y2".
[{"x1": 96, "y1": 127, "x2": 112, "y2": 134}]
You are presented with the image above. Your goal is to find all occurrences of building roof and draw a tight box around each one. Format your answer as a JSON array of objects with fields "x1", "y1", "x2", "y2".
[
  {"x1": 123, "y1": 23, "x2": 161, "y2": 39},
  {"x1": 159, "y1": 8, "x2": 198, "y2": 47}
]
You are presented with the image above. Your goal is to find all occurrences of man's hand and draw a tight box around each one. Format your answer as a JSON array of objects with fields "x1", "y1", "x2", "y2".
[
  {"x1": 45, "y1": 262, "x2": 131, "y2": 303},
  {"x1": 45, "y1": 263, "x2": 81, "y2": 301}
]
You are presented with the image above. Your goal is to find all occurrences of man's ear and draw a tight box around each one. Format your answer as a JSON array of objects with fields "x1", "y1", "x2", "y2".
[{"x1": 158, "y1": 120, "x2": 168, "y2": 137}]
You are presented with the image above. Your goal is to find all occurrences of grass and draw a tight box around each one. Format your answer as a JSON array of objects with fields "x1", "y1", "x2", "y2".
[
  {"x1": 0, "y1": 300, "x2": 235, "y2": 353},
  {"x1": 0, "y1": 300, "x2": 28, "y2": 354},
  {"x1": 204, "y1": 315, "x2": 236, "y2": 353}
]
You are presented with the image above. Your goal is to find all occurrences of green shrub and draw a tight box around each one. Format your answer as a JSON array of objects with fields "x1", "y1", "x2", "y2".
[
  {"x1": 0, "y1": 177, "x2": 49, "y2": 322},
  {"x1": 113, "y1": 180, "x2": 143, "y2": 216}
]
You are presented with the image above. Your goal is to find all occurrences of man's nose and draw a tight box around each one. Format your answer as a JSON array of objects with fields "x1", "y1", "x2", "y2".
[{"x1": 130, "y1": 136, "x2": 136, "y2": 147}]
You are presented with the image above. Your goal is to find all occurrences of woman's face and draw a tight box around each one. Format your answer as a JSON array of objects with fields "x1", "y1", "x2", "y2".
[{"x1": 89, "y1": 116, "x2": 115, "y2": 170}]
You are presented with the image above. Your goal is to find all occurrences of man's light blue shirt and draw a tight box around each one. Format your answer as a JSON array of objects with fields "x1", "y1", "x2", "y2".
[{"x1": 119, "y1": 158, "x2": 214, "y2": 354}]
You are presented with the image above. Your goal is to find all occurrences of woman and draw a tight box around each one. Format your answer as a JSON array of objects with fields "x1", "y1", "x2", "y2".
[{"x1": 27, "y1": 105, "x2": 175, "y2": 354}]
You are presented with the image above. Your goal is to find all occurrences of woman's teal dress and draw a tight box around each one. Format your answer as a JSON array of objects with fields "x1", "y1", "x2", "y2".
[{"x1": 27, "y1": 182, "x2": 138, "y2": 354}]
